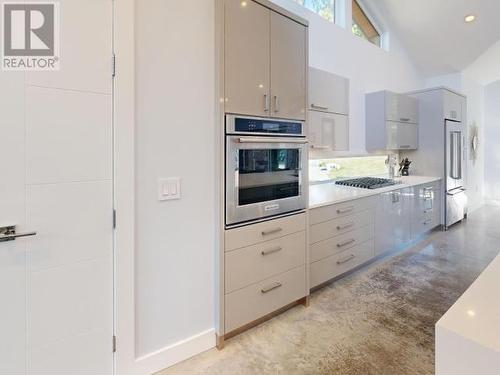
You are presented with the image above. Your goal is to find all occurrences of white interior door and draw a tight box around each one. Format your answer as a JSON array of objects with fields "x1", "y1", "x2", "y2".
[{"x1": 0, "y1": 1, "x2": 114, "y2": 374}]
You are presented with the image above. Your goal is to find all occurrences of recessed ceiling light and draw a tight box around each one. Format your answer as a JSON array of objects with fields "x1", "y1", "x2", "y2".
[{"x1": 464, "y1": 14, "x2": 476, "y2": 23}]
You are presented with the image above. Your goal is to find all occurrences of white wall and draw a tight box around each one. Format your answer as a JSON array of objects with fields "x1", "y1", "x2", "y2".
[
  {"x1": 484, "y1": 80, "x2": 500, "y2": 202},
  {"x1": 271, "y1": 0, "x2": 425, "y2": 155},
  {"x1": 135, "y1": 1, "x2": 215, "y2": 358}
]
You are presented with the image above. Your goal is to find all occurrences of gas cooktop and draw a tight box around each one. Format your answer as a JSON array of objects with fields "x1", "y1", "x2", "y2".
[{"x1": 335, "y1": 177, "x2": 397, "y2": 189}]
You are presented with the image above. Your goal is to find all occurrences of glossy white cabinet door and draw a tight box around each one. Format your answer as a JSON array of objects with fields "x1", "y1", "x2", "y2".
[
  {"x1": 385, "y1": 91, "x2": 419, "y2": 124},
  {"x1": 270, "y1": 11, "x2": 307, "y2": 120},
  {"x1": 386, "y1": 121, "x2": 418, "y2": 150},
  {"x1": 0, "y1": 1, "x2": 113, "y2": 374},
  {"x1": 375, "y1": 189, "x2": 411, "y2": 256},
  {"x1": 225, "y1": 0, "x2": 270, "y2": 117},
  {"x1": 443, "y1": 90, "x2": 463, "y2": 122},
  {"x1": 308, "y1": 110, "x2": 349, "y2": 152},
  {"x1": 308, "y1": 67, "x2": 349, "y2": 115}
]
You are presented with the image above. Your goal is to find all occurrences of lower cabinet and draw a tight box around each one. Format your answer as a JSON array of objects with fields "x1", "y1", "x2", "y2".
[
  {"x1": 411, "y1": 181, "x2": 441, "y2": 239},
  {"x1": 223, "y1": 213, "x2": 307, "y2": 335},
  {"x1": 309, "y1": 196, "x2": 376, "y2": 288},
  {"x1": 309, "y1": 181, "x2": 442, "y2": 291},
  {"x1": 375, "y1": 188, "x2": 411, "y2": 256}
]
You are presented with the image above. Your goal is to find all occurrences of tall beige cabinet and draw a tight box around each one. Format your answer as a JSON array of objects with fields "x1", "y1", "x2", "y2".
[
  {"x1": 224, "y1": 0, "x2": 307, "y2": 120},
  {"x1": 216, "y1": 0, "x2": 309, "y2": 349}
]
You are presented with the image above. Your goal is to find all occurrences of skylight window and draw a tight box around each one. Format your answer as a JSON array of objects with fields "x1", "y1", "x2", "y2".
[
  {"x1": 293, "y1": 0, "x2": 335, "y2": 23},
  {"x1": 352, "y1": 0, "x2": 380, "y2": 46}
]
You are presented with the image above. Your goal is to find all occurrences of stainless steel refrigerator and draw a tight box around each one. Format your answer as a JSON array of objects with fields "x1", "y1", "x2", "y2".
[
  {"x1": 401, "y1": 87, "x2": 468, "y2": 230},
  {"x1": 445, "y1": 119, "x2": 468, "y2": 227}
]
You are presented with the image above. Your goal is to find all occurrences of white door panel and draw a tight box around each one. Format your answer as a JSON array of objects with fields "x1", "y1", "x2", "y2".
[
  {"x1": 30, "y1": 328, "x2": 112, "y2": 375},
  {"x1": 27, "y1": 181, "x2": 112, "y2": 271},
  {"x1": 26, "y1": 87, "x2": 112, "y2": 185},
  {"x1": 0, "y1": 0, "x2": 114, "y2": 374},
  {"x1": 0, "y1": 241, "x2": 26, "y2": 375},
  {"x1": 27, "y1": 0, "x2": 113, "y2": 94}
]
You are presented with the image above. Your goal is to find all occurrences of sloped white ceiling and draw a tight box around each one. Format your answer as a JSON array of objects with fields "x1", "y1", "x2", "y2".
[{"x1": 371, "y1": 0, "x2": 500, "y2": 77}]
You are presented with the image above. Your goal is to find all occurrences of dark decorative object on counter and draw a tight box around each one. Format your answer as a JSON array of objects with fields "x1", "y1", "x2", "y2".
[{"x1": 399, "y1": 157, "x2": 412, "y2": 176}]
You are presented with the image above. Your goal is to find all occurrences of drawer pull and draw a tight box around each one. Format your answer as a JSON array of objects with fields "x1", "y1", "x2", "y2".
[
  {"x1": 400, "y1": 117, "x2": 411, "y2": 122},
  {"x1": 424, "y1": 209, "x2": 433, "y2": 214},
  {"x1": 261, "y1": 246, "x2": 282, "y2": 256},
  {"x1": 337, "y1": 222, "x2": 355, "y2": 231},
  {"x1": 311, "y1": 103, "x2": 329, "y2": 111},
  {"x1": 261, "y1": 282, "x2": 282, "y2": 294},
  {"x1": 423, "y1": 187, "x2": 434, "y2": 191},
  {"x1": 261, "y1": 227, "x2": 282, "y2": 236},
  {"x1": 337, "y1": 238, "x2": 356, "y2": 248},
  {"x1": 423, "y1": 219, "x2": 433, "y2": 225},
  {"x1": 337, "y1": 254, "x2": 356, "y2": 265},
  {"x1": 337, "y1": 206, "x2": 354, "y2": 214}
]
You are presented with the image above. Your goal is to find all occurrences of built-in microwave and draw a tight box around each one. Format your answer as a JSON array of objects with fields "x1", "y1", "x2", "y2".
[{"x1": 225, "y1": 115, "x2": 308, "y2": 227}]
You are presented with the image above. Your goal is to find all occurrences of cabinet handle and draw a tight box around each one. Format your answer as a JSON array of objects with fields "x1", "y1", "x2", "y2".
[
  {"x1": 274, "y1": 95, "x2": 279, "y2": 113},
  {"x1": 310, "y1": 145, "x2": 330, "y2": 150},
  {"x1": 261, "y1": 246, "x2": 282, "y2": 256},
  {"x1": 399, "y1": 145, "x2": 411, "y2": 149},
  {"x1": 261, "y1": 227, "x2": 282, "y2": 236},
  {"x1": 337, "y1": 238, "x2": 356, "y2": 248},
  {"x1": 400, "y1": 117, "x2": 411, "y2": 122},
  {"x1": 264, "y1": 94, "x2": 269, "y2": 112},
  {"x1": 337, "y1": 206, "x2": 354, "y2": 214},
  {"x1": 337, "y1": 222, "x2": 354, "y2": 231},
  {"x1": 336, "y1": 254, "x2": 356, "y2": 265},
  {"x1": 424, "y1": 209, "x2": 433, "y2": 214},
  {"x1": 0, "y1": 225, "x2": 37, "y2": 243},
  {"x1": 423, "y1": 219, "x2": 432, "y2": 225},
  {"x1": 311, "y1": 104, "x2": 329, "y2": 111},
  {"x1": 261, "y1": 282, "x2": 282, "y2": 294},
  {"x1": 423, "y1": 186, "x2": 434, "y2": 191}
]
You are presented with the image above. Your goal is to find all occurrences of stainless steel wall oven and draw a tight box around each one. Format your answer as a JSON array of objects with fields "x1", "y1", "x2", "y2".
[{"x1": 225, "y1": 115, "x2": 307, "y2": 226}]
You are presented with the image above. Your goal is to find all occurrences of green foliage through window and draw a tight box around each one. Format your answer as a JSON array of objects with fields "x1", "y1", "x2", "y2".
[
  {"x1": 293, "y1": 0, "x2": 335, "y2": 23},
  {"x1": 309, "y1": 156, "x2": 389, "y2": 182}
]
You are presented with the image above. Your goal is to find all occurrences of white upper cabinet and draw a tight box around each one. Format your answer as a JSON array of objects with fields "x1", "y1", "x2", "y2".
[
  {"x1": 443, "y1": 90, "x2": 463, "y2": 122},
  {"x1": 385, "y1": 91, "x2": 419, "y2": 124},
  {"x1": 270, "y1": 11, "x2": 307, "y2": 120},
  {"x1": 224, "y1": 0, "x2": 270, "y2": 117},
  {"x1": 309, "y1": 67, "x2": 349, "y2": 115},
  {"x1": 366, "y1": 90, "x2": 419, "y2": 151},
  {"x1": 308, "y1": 110, "x2": 349, "y2": 152},
  {"x1": 224, "y1": 0, "x2": 307, "y2": 120}
]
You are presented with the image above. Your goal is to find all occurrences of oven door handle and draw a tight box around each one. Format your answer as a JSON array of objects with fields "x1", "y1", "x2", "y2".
[{"x1": 238, "y1": 137, "x2": 308, "y2": 144}]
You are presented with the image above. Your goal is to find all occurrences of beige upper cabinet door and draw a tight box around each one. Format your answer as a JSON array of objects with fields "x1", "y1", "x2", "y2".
[
  {"x1": 270, "y1": 11, "x2": 307, "y2": 121},
  {"x1": 225, "y1": 0, "x2": 270, "y2": 117}
]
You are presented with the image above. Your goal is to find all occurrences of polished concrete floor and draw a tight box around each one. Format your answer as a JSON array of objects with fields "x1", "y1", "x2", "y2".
[{"x1": 157, "y1": 206, "x2": 500, "y2": 375}]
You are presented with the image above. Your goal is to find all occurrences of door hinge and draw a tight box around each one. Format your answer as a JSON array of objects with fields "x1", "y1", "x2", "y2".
[
  {"x1": 113, "y1": 335, "x2": 117, "y2": 353},
  {"x1": 113, "y1": 209, "x2": 117, "y2": 229},
  {"x1": 112, "y1": 53, "x2": 116, "y2": 78}
]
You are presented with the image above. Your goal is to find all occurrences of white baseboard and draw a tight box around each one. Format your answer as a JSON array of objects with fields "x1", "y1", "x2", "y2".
[{"x1": 135, "y1": 328, "x2": 215, "y2": 375}]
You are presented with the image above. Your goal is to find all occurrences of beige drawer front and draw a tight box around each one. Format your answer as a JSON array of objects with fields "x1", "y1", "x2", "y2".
[
  {"x1": 225, "y1": 231, "x2": 306, "y2": 293},
  {"x1": 310, "y1": 240, "x2": 374, "y2": 288},
  {"x1": 309, "y1": 209, "x2": 374, "y2": 244},
  {"x1": 225, "y1": 213, "x2": 306, "y2": 251},
  {"x1": 310, "y1": 196, "x2": 376, "y2": 225},
  {"x1": 225, "y1": 265, "x2": 306, "y2": 333},
  {"x1": 310, "y1": 224, "x2": 374, "y2": 263}
]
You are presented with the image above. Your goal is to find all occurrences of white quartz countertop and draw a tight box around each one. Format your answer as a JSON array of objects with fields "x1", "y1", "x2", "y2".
[
  {"x1": 437, "y1": 252, "x2": 500, "y2": 352},
  {"x1": 309, "y1": 176, "x2": 442, "y2": 209},
  {"x1": 435, "y1": 253, "x2": 500, "y2": 374}
]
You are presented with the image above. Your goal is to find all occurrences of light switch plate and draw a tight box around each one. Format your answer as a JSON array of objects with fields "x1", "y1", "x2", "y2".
[{"x1": 158, "y1": 177, "x2": 181, "y2": 201}]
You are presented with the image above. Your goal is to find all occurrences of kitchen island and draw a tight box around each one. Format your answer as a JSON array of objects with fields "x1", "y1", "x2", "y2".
[{"x1": 436, "y1": 253, "x2": 500, "y2": 375}]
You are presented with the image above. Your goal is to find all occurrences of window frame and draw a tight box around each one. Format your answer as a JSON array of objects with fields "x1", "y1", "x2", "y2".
[
  {"x1": 351, "y1": 0, "x2": 382, "y2": 47},
  {"x1": 292, "y1": 0, "x2": 336, "y2": 24}
]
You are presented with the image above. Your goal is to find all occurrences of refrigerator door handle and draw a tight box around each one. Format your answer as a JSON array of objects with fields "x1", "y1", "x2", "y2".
[{"x1": 447, "y1": 187, "x2": 466, "y2": 196}]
